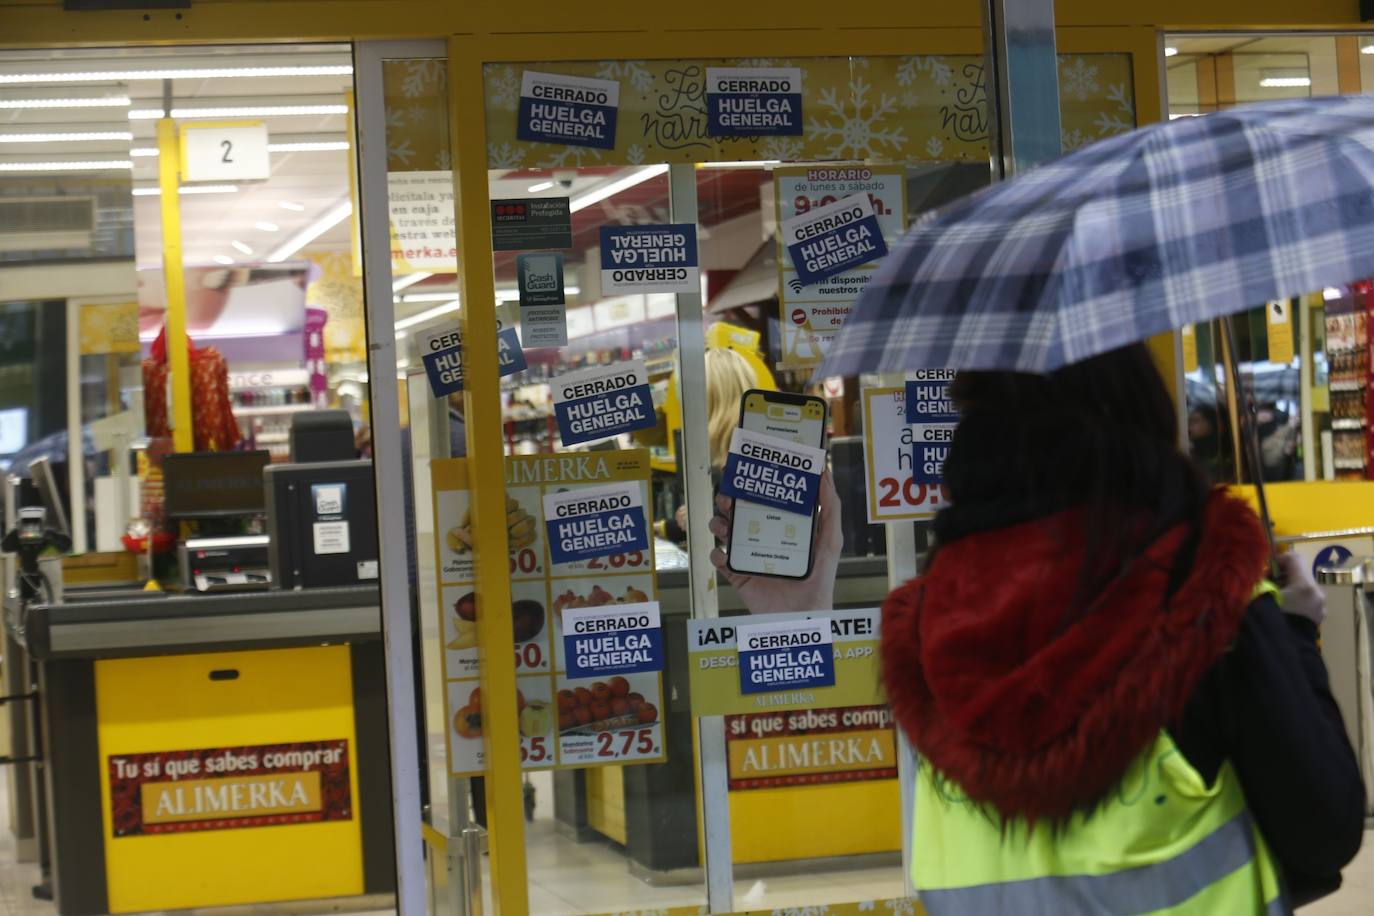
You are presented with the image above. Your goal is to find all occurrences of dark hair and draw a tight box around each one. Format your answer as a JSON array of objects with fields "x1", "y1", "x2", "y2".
[{"x1": 934, "y1": 343, "x2": 1208, "y2": 624}]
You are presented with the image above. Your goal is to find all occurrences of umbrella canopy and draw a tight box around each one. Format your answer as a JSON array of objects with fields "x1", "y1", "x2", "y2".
[{"x1": 817, "y1": 95, "x2": 1374, "y2": 377}]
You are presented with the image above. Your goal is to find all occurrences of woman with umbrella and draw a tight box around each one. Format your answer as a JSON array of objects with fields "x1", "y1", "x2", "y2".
[{"x1": 819, "y1": 97, "x2": 1371, "y2": 913}]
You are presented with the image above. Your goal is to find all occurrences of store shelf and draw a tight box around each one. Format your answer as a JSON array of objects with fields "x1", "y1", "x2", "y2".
[{"x1": 233, "y1": 404, "x2": 311, "y2": 417}]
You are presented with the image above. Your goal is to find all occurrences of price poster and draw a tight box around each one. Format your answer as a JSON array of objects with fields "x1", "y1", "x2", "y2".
[
  {"x1": 861, "y1": 386, "x2": 949, "y2": 523},
  {"x1": 774, "y1": 165, "x2": 907, "y2": 368},
  {"x1": 431, "y1": 449, "x2": 666, "y2": 776}
]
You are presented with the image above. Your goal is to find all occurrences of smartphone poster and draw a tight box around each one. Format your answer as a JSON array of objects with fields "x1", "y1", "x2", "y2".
[
  {"x1": 517, "y1": 71, "x2": 619, "y2": 150},
  {"x1": 552, "y1": 360, "x2": 656, "y2": 445},
  {"x1": 737, "y1": 618, "x2": 835, "y2": 695},
  {"x1": 544, "y1": 481, "x2": 649, "y2": 565},
  {"x1": 775, "y1": 165, "x2": 907, "y2": 369},
  {"x1": 562, "y1": 601, "x2": 663, "y2": 679},
  {"x1": 719, "y1": 427, "x2": 825, "y2": 516}
]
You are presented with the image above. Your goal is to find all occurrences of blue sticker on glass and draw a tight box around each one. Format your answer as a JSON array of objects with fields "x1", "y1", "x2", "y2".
[
  {"x1": 543, "y1": 482, "x2": 649, "y2": 565},
  {"x1": 736, "y1": 619, "x2": 835, "y2": 695},
  {"x1": 498, "y1": 325, "x2": 527, "y2": 377},
  {"x1": 781, "y1": 192, "x2": 888, "y2": 287},
  {"x1": 718, "y1": 427, "x2": 826, "y2": 515},
  {"x1": 552, "y1": 360, "x2": 656, "y2": 446},
  {"x1": 562, "y1": 603, "x2": 664, "y2": 679},
  {"x1": 599, "y1": 224, "x2": 700, "y2": 295},
  {"x1": 517, "y1": 71, "x2": 619, "y2": 150},
  {"x1": 911, "y1": 424, "x2": 956, "y2": 486},
  {"x1": 706, "y1": 67, "x2": 803, "y2": 137},
  {"x1": 905, "y1": 371, "x2": 959, "y2": 424},
  {"x1": 1312, "y1": 543, "x2": 1354, "y2": 580},
  {"x1": 417, "y1": 324, "x2": 465, "y2": 397}
]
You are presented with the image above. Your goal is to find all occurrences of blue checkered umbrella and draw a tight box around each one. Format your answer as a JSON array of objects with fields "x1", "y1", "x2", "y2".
[{"x1": 816, "y1": 95, "x2": 1374, "y2": 377}]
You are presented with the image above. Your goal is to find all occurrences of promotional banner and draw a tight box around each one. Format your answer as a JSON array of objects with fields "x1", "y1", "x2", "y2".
[
  {"x1": 431, "y1": 450, "x2": 665, "y2": 775},
  {"x1": 562, "y1": 601, "x2": 664, "y2": 680},
  {"x1": 775, "y1": 165, "x2": 907, "y2": 368},
  {"x1": 719, "y1": 427, "x2": 826, "y2": 515},
  {"x1": 517, "y1": 71, "x2": 619, "y2": 150},
  {"x1": 737, "y1": 618, "x2": 835, "y2": 695},
  {"x1": 543, "y1": 481, "x2": 650, "y2": 565},
  {"x1": 688, "y1": 609, "x2": 883, "y2": 715},
  {"x1": 861, "y1": 386, "x2": 948, "y2": 522},
  {"x1": 417, "y1": 323, "x2": 464, "y2": 397},
  {"x1": 705, "y1": 67, "x2": 803, "y2": 137},
  {"x1": 387, "y1": 171, "x2": 459, "y2": 274},
  {"x1": 726, "y1": 706, "x2": 897, "y2": 790},
  {"x1": 517, "y1": 252, "x2": 568, "y2": 347},
  {"x1": 906, "y1": 371, "x2": 958, "y2": 487},
  {"x1": 108, "y1": 740, "x2": 351, "y2": 836},
  {"x1": 552, "y1": 359, "x2": 656, "y2": 445},
  {"x1": 491, "y1": 197, "x2": 573, "y2": 251},
  {"x1": 599, "y1": 224, "x2": 700, "y2": 295}
]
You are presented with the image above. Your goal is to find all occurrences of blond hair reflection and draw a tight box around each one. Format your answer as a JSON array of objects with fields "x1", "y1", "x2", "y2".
[{"x1": 705, "y1": 347, "x2": 758, "y2": 469}]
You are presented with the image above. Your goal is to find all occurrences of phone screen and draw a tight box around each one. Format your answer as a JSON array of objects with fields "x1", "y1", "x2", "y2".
[{"x1": 727, "y1": 391, "x2": 827, "y2": 578}]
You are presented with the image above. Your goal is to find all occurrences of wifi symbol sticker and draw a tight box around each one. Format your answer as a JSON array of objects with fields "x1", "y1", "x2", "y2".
[{"x1": 787, "y1": 277, "x2": 805, "y2": 294}]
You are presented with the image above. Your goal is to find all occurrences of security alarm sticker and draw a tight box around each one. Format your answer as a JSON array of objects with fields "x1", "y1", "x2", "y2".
[
  {"x1": 518, "y1": 252, "x2": 568, "y2": 347},
  {"x1": 599, "y1": 224, "x2": 700, "y2": 295},
  {"x1": 552, "y1": 360, "x2": 656, "y2": 446},
  {"x1": 543, "y1": 481, "x2": 649, "y2": 565},
  {"x1": 417, "y1": 323, "x2": 464, "y2": 397},
  {"x1": 783, "y1": 193, "x2": 888, "y2": 288},
  {"x1": 518, "y1": 71, "x2": 619, "y2": 150},
  {"x1": 562, "y1": 601, "x2": 664, "y2": 679},
  {"x1": 706, "y1": 67, "x2": 803, "y2": 137},
  {"x1": 491, "y1": 197, "x2": 573, "y2": 251},
  {"x1": 737, "y1": 618, "x2": 835, "y2": 695},
  {"x1": 719, "y1": 427, "x2": 826, "y2": 515}
]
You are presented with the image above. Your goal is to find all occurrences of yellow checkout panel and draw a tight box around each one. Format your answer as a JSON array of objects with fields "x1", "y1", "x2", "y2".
[{"x1": 13, "y1": 585, "x2": 395, "y2": 914}]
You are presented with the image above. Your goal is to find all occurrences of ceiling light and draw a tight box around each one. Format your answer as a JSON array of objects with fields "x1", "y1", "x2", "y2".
[
  {"x1": 128, "y1": 104, "x2": 349, "y2": 120},
  {"x1": 0, "y1": 159, "x2": 131, "y2": 172},
  {"x1": 697, "y1": 160, "x2": 782, "y2": 169},
  {"x1": 1164, "y1": 47, "x2": 1179, "y2": 58},
  {"x1": 269, "y1": 140, "x2": 349, "y2": 152},
  {"x1": 570, "y1": 164, "x2": 669, "y2": 213},
  {"x1": 278, "y1": 201, "x2": 306, "y2": 212},
  {"x1": 403, "y1": 291, "x2": 462, "y2": 303},
  {"x1": 132, "y1": 184, "x2": 238, "y2": 196},
  {"x1": 213, "y1": 255, "x2": 235, "y2": 266},
  {"x1": 1259, "y1": 76, "x2": 1311, "y2": 88},
  {"x1": 528, "y1": 181, "x2": 555, "y2": 192},
  {"x1": 1324, "y1": 287, "x2": 1343, "y2": 301},
  {"x1": 0, "y1": 131, "x2": 133, "y2": 143},
  {"x1": 129, "y1": 147, "x2": 158, "y2": 157},
  {"x1": 0, "y1": 96, "x2": 130, "y2": 110},
  {"x1": 1363, "y1": 45, "x2": 1374, "y2": 56},
  {"x1": 0, "y1": 65, "x2": 353, "y2": 85},
  {"x1": 255, "y1": 221, "x2": 280, "y2": 232},
  {"x1": 392, "y1": 271, "x2": 432, "y2": 292},
  {"x1": 394, "y1": 299, "x2": 461, "y2": 332},
  {"x1": 266, "y1": 198, "x2": 351, "y2": 262},
  {"x1": 231, "y1": 240, "x2": 253, "y2": 255}
]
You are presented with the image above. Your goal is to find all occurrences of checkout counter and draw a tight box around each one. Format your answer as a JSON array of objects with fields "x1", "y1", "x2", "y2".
[{"x1": 2, "y1": 413, "x2": 397, "y2": 915}]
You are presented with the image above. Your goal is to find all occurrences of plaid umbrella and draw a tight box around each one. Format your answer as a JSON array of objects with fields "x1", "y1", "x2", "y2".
[{"x1": 816, "y1": 95, "x2": 1374, "y2": 378}]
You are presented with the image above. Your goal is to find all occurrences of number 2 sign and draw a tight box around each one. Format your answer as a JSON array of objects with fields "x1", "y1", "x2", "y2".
[
  {"x1": 862, "y1": 385, "x2": 948, "y2": 523},
  {"x1": 181, "y1": 122, "x2": 270, "y2": 183}
]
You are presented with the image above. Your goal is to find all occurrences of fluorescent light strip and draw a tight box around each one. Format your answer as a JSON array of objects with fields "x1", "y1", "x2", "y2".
[
  {"x1": 1324, "y1": 287, "x2": 1344, "y2": 301},
  {"x1": 0, "y1": 96, "x2": 130, "y2": 110},
  {"x1": 279, "y1": 201, "x2": 306, "y2": 212},
  {"x1": 130, "y1": 140, "x2": 348, "y2": 158},
  {"x1": 231, "y1": 240, "x2": 253, "y2": 255},
  {"x1": 131, "y1": 184, "x2": 238, "y2": 196},
  {"x1": 0, "y1": 131, "x2": 133, "y2": 143},
  {"x1": 266, "y1": 199, "x2": 352, "y2": 262},
  {"x1": 569, "y1": 164, "x2": 669, "y2": 213},
  {"x1": 697, "y1": 159, "x2": 781, "y2": 169},
  {"x1": 128, "y1": 104, "x2": 348, "y2": 120},
  {"x1": 1363, "y1": 45, "x2": 1374, "y2": 55},
  {"x1": 255, "y1": 222, "x2": 280, "y2": 232},
  {"x1": 528, "y1": 181, "x2": 555, "y2": 192},
  {"x1": 0, "y1": 159, "x2": 131, "y2": 171},
  {"x1": 392, "y1": 271, "x2": 432, "y2": 292},
  {"x1": 1259, "y1": 77, "x2": 1311, "y2": 88},
  {"x1": 213, "y1": 255, "x2": 234, "y2": 266},
  {"x1": 394, "y1": 300, "x2": 461, "y2": 332},
  {"x1": 1164, "y1": 47, "x2": 1179, "y2": 58},
  {"x1": 0, "y1": 65, "x2": 353, "y2": 85}
]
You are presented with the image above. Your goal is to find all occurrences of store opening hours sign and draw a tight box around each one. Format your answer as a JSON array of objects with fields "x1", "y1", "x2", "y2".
[
  {"x1": 518, "y1": 71, "x2": 619, "y2": 150},
  {"x1": 552, "y1": 359, "x2": 656, "y2": 445},
  {"x1": 706, "y1": 67, "x2": 803, "y2": 136},
  {"x1": 543, "y1": 481, "x2": 649, "y2": 565},
  {"x1": 562, "y1": 601, "x2": 663, "y2": 679},
  {"x1": 737, "y1": 618, "x2": 835, "y2": 695},
  {"x1": 599, "y1": 224, "x2": 699, "y2": 295},
  {"x1": 719, "y1": 427, "x2": 825, "y2": 515}
]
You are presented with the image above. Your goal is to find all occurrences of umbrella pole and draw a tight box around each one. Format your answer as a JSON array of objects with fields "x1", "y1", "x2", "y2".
[{"x1": 1221, "y1": 314, "x2": 1281, "y2": 577}]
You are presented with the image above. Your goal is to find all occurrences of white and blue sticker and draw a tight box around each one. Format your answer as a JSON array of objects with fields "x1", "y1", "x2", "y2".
[
  {"x1": 781, "y1": 193, "x2": 888, "y2": 288},
  {"x1": 905, "y1": 371, "x2": 959, "y2": 423},
  {"x1": 417, "y1": 324, "x2": 465, "y2": 397},
  {"x1": 719, "y1": 427, "x2": 826, "y2": 516},
  {"x1": 517, "y1": 252, "x2": 568, "y2": 348},
  {"x1": 600, "y1": 224, "x2": 699, "y2": 295},
  {"x1": 706, "y1": 67, "x2": 803, "y2": 137},
  {"x1": 543, "y1": 481, "x2": 649, "y2": 565},
  {"x1": 496, "y1": 306, "x2": 528, "y2": 377},
  {"x1": 552, "y1": 359, "x2": 656, "y2": 446},
  {"x1": 736, "y1": 618, "x2": 835, "y2": 695},
  {"x1": 1312, "y1": 543, "x2": 1354, "y2": 579},
  {"x1": 911, "y1": 423, "x2": 955, "y2": 486},
  {"x1": 517, "y1": 71, "x2": 619, "y2": 150},
  {"x1": 562, "y1": 601, "x2": 663, "y2": 680}
]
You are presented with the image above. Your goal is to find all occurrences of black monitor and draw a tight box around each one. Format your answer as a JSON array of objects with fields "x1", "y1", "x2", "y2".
[
  {"x1": 290, "y1": 410, "x2": 355, "y2": 463},
  {"x1": 163, "y1": 450, "x2": 271, "y2": 520}
]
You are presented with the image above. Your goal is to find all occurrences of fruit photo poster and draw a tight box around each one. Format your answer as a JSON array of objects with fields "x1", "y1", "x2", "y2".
[{"x1": 431, "y1": 450, "x2": 666, "y2": 776}]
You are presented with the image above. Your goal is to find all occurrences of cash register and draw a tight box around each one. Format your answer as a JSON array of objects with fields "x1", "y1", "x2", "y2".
[{"x1": 165, "y1": 450, "x2": 273, "y2": 592}]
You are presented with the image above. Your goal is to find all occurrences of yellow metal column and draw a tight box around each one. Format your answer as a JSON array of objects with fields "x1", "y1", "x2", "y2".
[
  {"x1": 446, "y1": 36, "x2": 529, "y2": 913},
  {"x1": 157, "y1": 116, "x2": 194, "y2": 453}
]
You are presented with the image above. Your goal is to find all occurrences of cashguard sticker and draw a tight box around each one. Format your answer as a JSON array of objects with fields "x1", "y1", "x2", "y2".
[
  {"x1": 552, "y1": 360, "x2": 656, "y2": 445},
  {"x1": 706, "y1": 67, "x2": 803, "y2": 136},
  {"x1": 719, "y1": 427, "x2": 826, "y2": 515},
  {"x1": 562, "y1": 601, "x2": 664, "y2": 679},
  {"x1": 543, "y1": 481, "x2": 650, "y2": 565},
  {"x1": 517, "y1": 252, "x2": 568, "y2": 347},
  {"x1": 517, "y1": 71, "x2": 619, "y2": 150}
]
